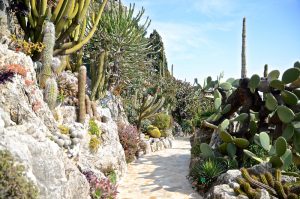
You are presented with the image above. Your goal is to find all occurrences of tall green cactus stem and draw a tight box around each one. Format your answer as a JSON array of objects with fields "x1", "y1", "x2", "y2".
[
  {"x1": 85, "y1": 95, "x2": 92, "y2": 117},
  {"x1": 91, "y1": 101, "x2": 99, "y2": 120},
  {"x1": 137, "y1": 94, "x2": 165, "y2": 131},
  {"x1": 241, "y1": 17, "x2": 247, "y2": 78},
  {"x1": 15, "y1": 0, "x2": 108, "y2": 57},
  {"x1": 44, "y1": 78, "x2": 58, "y2": 111},
  {"x1": 40, "y1": 21, "x2": 55, "y2": 88},
  {"x1": 264, "y1": 64, "x2": 268, "y2": 78},
  {"x1": 78, "y1": 66, "x2": 87, "y2": 123},
  {"x1": 91, "y1": 51, "x2": 106, "y2": 101}
]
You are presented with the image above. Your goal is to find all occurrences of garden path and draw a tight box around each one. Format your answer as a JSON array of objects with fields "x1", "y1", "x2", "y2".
[{"x1": 118, "y1": 138, "x2": 202, "y2": 199}]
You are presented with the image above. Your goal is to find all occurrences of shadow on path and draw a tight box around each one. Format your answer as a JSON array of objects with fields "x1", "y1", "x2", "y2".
[{"x1": 118, "y1": 138, "x2": 201, "y2": 199}]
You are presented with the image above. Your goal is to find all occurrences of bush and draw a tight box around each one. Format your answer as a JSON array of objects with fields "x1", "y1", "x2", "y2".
[
  {"x1": 89, "y1": 119, "x2": 101, "y2": 137},
  {"x1": 140, "y1": 119, "x2": 152, "y2": 134},
  {"x1": 152, "y1": 113, "x2": 171, "y2": 131},
  {"x1": 83, "y1": 171, "x2": 118, "y2": 199},
  {"x1": 147, "y1": 125, "x2": 161, "y2": 138},
  {"x1": 89, "y1": 136, "x2": 101, "y2": 153},
  {"x1": 0, "y1": 150, "x2": 39, "y2": 199},
  {"x1": 118, "y1": 124, "x2": 139, "y2": 163},
  {"x1": 181, "y1": 119, "x2": 194, "y2": 134},
  {"x1": 191, "y1": 141, "x2": 202, "y2": 157}
]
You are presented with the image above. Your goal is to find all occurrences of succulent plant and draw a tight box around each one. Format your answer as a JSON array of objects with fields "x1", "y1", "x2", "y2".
[
  {"x1": 78, "y1": 65, "x2": 87, "y2": 123},
  {"x1": 235, "y1": 168, "x2": 300, "y2": 199},
  {"x1": 44, "y1": 77, "x2": 58, "y2": 110}
]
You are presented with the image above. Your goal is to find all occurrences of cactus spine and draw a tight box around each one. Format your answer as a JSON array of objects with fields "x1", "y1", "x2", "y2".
[
  {"x1": 44, "y1": 78, "x2": 58, "y2": 110},
  {"x1": 78, "y1": 66, "x2": 86, "y2": 123},
  {"x1": 40, "y1": 21, "x2": 55, "y2": 88},
  {"x1": 241, "y1": 17, "x2": 247, "y2": 78}
]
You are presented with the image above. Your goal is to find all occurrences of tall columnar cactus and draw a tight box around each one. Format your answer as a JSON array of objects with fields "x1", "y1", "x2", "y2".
[
  {"x1": 171, "y1": 64, "x2": 174, "y2": 77},
  {"x1": 40, "y1": 21, "x2": 55, "y2": 88},
  {"x1": 85, "y1": 95, "x2": 92, "y2": 117},
  {"x1": 78, "y1": 66, "x2": 86, "y2": 123},
  {"x1": 91, "y1": 51, "x2": 106, "y2": 100},
  {"x1": 44, "y1": 77, "x2": 58, "y2": 110},
  {"x1": 264, "y1": 64, "x2": 268, "y2": 78},
  {"x1": 241, "y1": 17, "x2": 247, "y2": 78}
]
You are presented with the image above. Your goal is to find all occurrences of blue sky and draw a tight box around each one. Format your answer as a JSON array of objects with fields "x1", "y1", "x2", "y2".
[{"x1": 122, "y1": 0, "x2": 300, "y2": 83}]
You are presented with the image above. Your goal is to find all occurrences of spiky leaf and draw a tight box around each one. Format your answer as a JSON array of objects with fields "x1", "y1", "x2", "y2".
[
  {"x1": 270, "y1": 79, "x2": 284, "y2": 90},
  {"x1": 277, "y1": 105, "x2": 295, "y2": 123},
  {"x1": 275, "y1": 137, "x2": 287, "y2": 157},
  {"x1": 281, "y1": 90, "x2": 298, "y2": 105},
  {"x1": 259, "y1": 132, "x2": 271, "y2": 151},
  {"x1": 265, "y1": 93, "x2": 278, "y2": 111},
  {"x1": 282, "y1": 68, "x2": 300, "y2": 84}
]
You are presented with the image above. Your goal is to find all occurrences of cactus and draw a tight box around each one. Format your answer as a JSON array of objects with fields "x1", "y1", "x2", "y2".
[
  {"x1": 147, "y1": 125, "x2": 161, "y2": 138},
  {"x1": 14, "y1": 0, "x2": 108, "y2": 59},
  {"x1": 136, "y1": 93, "x2": 165, "y2": 131},
  {"x1": 264, "y1": 64, "x2": 268, "y2": 78},
  {"x1": 78, "y1": 66, "x2": 86, "y2": 123},
  {"x1": 44, "y1": 78, "x2": 58, "y2": 110},
  {"x1": 281, "y1": 90, "x2": 298, "y2": 105},
  {"x1": 200, "y1": 143, "x2": 215, "y2": 158},
  {"x1": 91, "y1": 50, "x2": 106, "y2": 101},
  {"x1": 277, "y1": 106, "x2": 295, "y2": 124},
  {"x1": 237, "y1": 168, "x2": 300, "y2": 199},
  {"x1": 40, "y1": 21, "x2": 55, "y2": 88},
  {"x1": 241, "y1": 17, "x2": 247, "y2": 78},
  {"x1": 282, "y1": 68, "x2": 300, "y2": 84},
  {"x1": 85, "y1": 95, "x2": 92, "y2": 117},
  {"x1": 248, "y1": 74, "x2": 260, "y2": 93}
]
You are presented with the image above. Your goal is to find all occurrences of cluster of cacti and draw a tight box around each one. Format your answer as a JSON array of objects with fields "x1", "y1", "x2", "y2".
[
  {"x1": 135, "y1": 93, "x2": 165, "y2": 131},
  {"x1": 78, "y1": 65, "x2": 87, "y2": 123},
  {"x1": 13, "y1": 0, "x2": 108, "y2": 57},
  {"x1": 234, "y1": 168, "x2": 299, "y2": 199},
  {"x1": 147, "y1": 125, "x2": 161, "y2": 138},
  {"x1": 57, "y1": 71, "x2": 78, "y2": 104},
  {"x1": 201, "y1": 61, "x2": 300, "y2": 168},
  {"x1": 51, "y1": 126, "x2": 84, "y2": 149},
  {"x1": 244, "y1": 132, "x2": 293, "y2": 169}
]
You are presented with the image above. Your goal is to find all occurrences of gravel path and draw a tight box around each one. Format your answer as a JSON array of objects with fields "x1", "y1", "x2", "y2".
[{"x1": 118, "y1": 138, "x2": 201, "y2": 199}]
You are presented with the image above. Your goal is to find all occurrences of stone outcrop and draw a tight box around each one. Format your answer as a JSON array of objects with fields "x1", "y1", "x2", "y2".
[{"x1": 0, "y1": 43, "x2": 128, "y2": 198}]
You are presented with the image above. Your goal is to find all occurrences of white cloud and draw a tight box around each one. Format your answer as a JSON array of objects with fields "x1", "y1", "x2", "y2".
[{"x1": 193, "y1": 0, "x2": 238, "y2": 17}]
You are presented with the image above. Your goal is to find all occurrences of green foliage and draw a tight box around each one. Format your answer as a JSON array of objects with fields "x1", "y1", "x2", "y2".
[
  {"x1": 243, "y1": 144, "x2": 269, "y2": 168},
  {"x1": 89, "y1": 136, "x2": 101, "y2": 153},
  {"x1": 0, "y1": 150, "x2": 39, "y2": 198},
  {"x1": 152, "y1": 113, "x2": 171, "y2": 131},
  {"x1": 147, "y1": 125, "x2": 161, "y2": 138},
  {"x1": 189, "y1": 158, "x2": 227, "y2": 190},
  {"x1": 89, "y1": 119, "x2": 101, "y2": 137},
  {"x1": 140, "y1": 119, "x2": 152, "y2": 134},
  {"x1": 181, "y1": 119, "x2": 194, "y2": 134}
]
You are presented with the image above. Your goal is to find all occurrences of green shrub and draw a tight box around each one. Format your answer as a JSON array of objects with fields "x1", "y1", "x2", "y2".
[
  {"x1": 0, "y1": 150, "x2": 39, "y2": 199},
  {"x1": 147, "y1": 125, "x2": 161, "y2": 138},
  {"x1": 152, "y1": 113, "x2": 171, "y2": 131},
  {"x1": 89, "y1": 119, "x2": 101, "y2": 137},
  {"x1": 181, "y1": 119, "x2": 194, "y2": 134},
  {"x1": 189, "y1": 158, "x2": 226, "y2": 191},
  {"x1": 243, "y1": 144, "x2": 268, "y2": 168},
  {"x1": 140, "y1": 119, "x2": 152, "y2": 134},
  {"x1": 89, "y1": 136, "x2": 101, "y2": 153}
]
